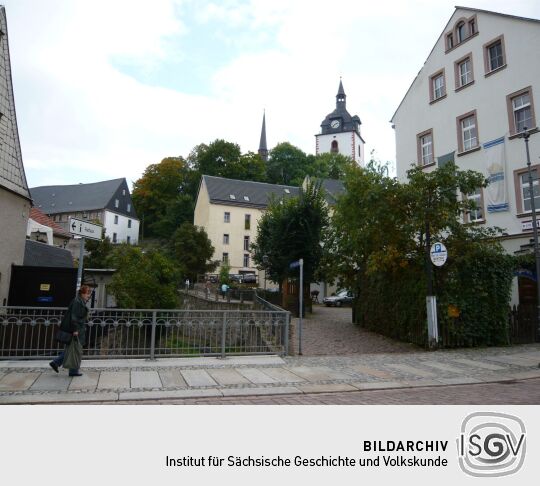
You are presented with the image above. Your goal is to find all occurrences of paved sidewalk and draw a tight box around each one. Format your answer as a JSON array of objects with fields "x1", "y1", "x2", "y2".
[{"x1": 1, "y1": 344, "x2": 540, "y2": 404}]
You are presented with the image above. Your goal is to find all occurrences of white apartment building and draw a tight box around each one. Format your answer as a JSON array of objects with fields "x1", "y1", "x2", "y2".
[
  {"x1": 30, "y1": 178, "x2": 140, "y2": 247},
  {"x1": 391, "y1": 7, "x2": 540, "y2": 304}
]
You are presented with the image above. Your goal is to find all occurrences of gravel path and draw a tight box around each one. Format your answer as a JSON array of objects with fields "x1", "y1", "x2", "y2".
[{"x1": 299, "y1": 305, "x2": 420, "y2": 356}]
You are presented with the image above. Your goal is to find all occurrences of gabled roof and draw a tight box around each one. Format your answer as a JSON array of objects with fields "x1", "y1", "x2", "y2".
[
  {"x1": 202, "y1": 175, "x2": 300, "y2": 209},
  {"x1": 304, "y1": 176, "x2": 346, "y2": 206},
  {"x1": 23, "y1": 240, "x2": 73, "y2": 267},
  {"x1": 29, "y1": 207, "x2": 70, "y2": 238},
  {"x1": 30, "y1": 178, "x2": 126, "y2": 214},
  {"x1": 390, "y1": 6, "x2": 540, "y2": 123},
  {"x1": 0, "y1": 7, "x2": 30, "y2": 200}
]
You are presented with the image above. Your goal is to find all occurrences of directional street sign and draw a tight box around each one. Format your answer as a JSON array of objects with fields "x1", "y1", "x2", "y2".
[
  {"x1": 69, "y1": 217, "x2": 102, "y2": 241},
  {"x1": 289, "y1": 260, "x2": 301, "y2": 269},
  {"x1": 430, "y1": 242, "x2": 448, "y2": 267}
]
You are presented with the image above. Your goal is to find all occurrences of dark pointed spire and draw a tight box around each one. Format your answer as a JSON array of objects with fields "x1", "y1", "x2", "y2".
[
  {"x1": 258, "y1": 110, "x2": 268, "y2": 162},
  {"x1": 336, "y1": 78, "x2": 346, "y2": 109}
]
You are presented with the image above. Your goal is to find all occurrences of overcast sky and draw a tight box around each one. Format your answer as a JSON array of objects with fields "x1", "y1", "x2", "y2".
[{"x1": 4, "y1": 0, "x2": 540, "y2": 189}]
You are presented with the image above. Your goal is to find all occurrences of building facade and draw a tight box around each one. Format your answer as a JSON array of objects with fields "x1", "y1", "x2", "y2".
[
  {"x1": 194, "y1": 175, "x2": 300, "y2": 280},
  {"x1": 391, "y1": 7, "x2": 540, "y2": 304},
  {"x1": 30, "y1": 178, "x2": 140, "y2": 248},
  {"x1": 0, "y1": 6, "x2": 32, "y2": 306},
  {"x1": 316, "y1": 80, "x2": 365, "y2": 165}
]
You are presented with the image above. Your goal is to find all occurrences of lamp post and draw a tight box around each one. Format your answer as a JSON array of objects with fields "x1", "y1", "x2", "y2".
[
  {"x1": 522, "y1": 127, "x2": 540, "y2": 337},
  {"x1": 262, "y1": 254, "x2": 269, "y2": 292}
]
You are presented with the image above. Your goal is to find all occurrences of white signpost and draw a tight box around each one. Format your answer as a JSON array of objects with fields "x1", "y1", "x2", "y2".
[
  {"x1": 426, "y1": 242, "x2": 448, "y2": 346},
  {"x1": 69, "y1": 218, "x2": 103, "y2": 290},
  {"x1": 289, "y1": 258, "x2": 304, "y2": 355}
]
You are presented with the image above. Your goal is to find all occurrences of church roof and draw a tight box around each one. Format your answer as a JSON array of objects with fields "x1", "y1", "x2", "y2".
[
  {"x1": 0, "y1": 7, "x2": 30, "y2": 200},
  {"x1": 259, "y1": 112, "x2": 267, "y2": 152},
  {"x1": 320, "y1": 80, "x2": 362, "y2": 134}
]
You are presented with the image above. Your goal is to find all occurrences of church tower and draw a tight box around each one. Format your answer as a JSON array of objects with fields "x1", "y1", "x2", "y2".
[
  {"x1": 258, "y1": 111, "x2": 268, "y2": 162},
  {"x1": 315, "y1": 79, "x2": 365, "y2": 165}
]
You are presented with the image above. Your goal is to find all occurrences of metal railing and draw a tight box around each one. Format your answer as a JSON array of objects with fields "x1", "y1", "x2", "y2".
[{"x1": 0, "y1": 306, "x2": 290, "y2": 360}]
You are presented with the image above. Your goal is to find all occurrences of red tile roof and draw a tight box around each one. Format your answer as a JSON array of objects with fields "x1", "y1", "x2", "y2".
[{"x1": 29, "y1": 207, "x2": 70, "y2": 238}]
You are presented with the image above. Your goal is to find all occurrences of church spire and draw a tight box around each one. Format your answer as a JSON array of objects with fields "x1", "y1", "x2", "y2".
[
  {"x1": 258, "y1": 110, "x2": 268, "y2": 162},
  {"x1": 336, "y1": 78, "x2": 346, "y2": 109}
]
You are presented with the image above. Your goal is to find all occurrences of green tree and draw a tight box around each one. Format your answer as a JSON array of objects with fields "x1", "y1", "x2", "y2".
[
  {"x1": 107, "y1": 245, "x2": 180, "y2": 309},
  {"x1": 84, "y1": 236, "x2": 114, "y2": 269},
  {"x1": 266, "y1": 142, "x2": 311, "y2": 186},
  {"x1": 168, "y1": 222, "x2": 218, "y2": 282},
  {"x1": 251, "y1": 181, "x2": 329, "y2": 288},
  {"x1": 219, "y1": 261, "x2": 231, "y2": 285},
  {"x1": 132, "y1": 157, "x2": 197, "y2": 239},
  {"x1": 308, "y1": 152, "x2": 355, "y2": 180}
]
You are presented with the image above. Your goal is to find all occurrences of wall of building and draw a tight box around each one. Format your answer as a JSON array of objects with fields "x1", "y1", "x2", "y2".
[
  {"x1": 393, "y1": 10, "x2": 540, "y2": 264},
  {"x1": 103, "y1": 210, "x2": 139, "y2": 244},
  {"x1": 316, "y1": 131, "x2": 364, "y2": 164},
  {"x1": 0, "y1": 189, "x2": 30, "y2": 305}
]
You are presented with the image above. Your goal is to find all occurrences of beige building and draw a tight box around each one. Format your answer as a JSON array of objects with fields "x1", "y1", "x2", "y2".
[
  {"x1": 194, "y1": 175, "x2": 300, "y2": 281},
  {"x1": 0, "y1": 6, "x2": 31, "y2": 306}
]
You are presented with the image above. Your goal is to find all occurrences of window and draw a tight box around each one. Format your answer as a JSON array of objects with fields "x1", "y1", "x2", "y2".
[
  {"x1": 469, "y1": 18, "x2": 476, "y2": 35},
  {"x1": 465, "y1": 188, "x2": 484, "y2": 223},
  {"x1": 446, "y1": 33, "x2": 454, "y2": 50},
  {"x1": 243, "y1": 196, "x2": 250, "y2": 201},
  {"x1": 455, "y1": 54, "x2": 473, "y2": 89},
  {"x1": 244, "y1": 235, "x2": 250, "y2": 251},
  {"x1": 515, "y1": 166, "x2": 540, "y2": 214},
  {"x1": 127, "y1": 236, "x2": 131, "y2": 244},
  {"x1": 245, "y1": 214, "x2": 251, "y2": 230},
  {"x1": 457, "y1": 111, "x2": 479, "y2": 153},
  {"x1": 222, "y1": 253, "x2": 229, "y2": 263},
  {"x1": 484, "y1": 36, "x2": 506, "y2": 74},
  {"x1": 113, "y1": 233, "x2": 117, "y2": 243},
  {"x1": 507, "y1": 87, "x2": 536, "y2": 136},
  {"x1": 128, "y1": 219, "x2": 132, "y2": 228},
  {"x1": 229, "y1": 194, "x2": 236, "y2": 200},
  {"x1": 115, "y1": 199, "x2": 119, "y2": 208},
  {"x1": 114, "y1": 215, "x2": 118, "y2": 224},
  {"x1": 127, "y1": 204, "x2": 131, "y2": 212},
  {"x1": 331, "y1": 140, "x2": 339, "y2": 153},
  {"x1": 284, "y1": 188, "x2": 290, "y2": 194},
  {"x1": 521, "y1": 169, "x2": 539, "y2": 213},
  {"x1": 456, "y1": 22, "x2": 465, "y2": 43},
  {"x1": 429, "y1": 70, "x2": 446, "y2": 102},
  {"x1": 223, "y1": 234, "x2": 229, "y2": 245},
  {"x1": 243, "y1": 254, "x2": 250, "y2": 267},
  {"x1": 417, "y1": 130, "x2": 434, "y2": 166},
  {"x1": 122, "y1": 189, "x2": 126, "y2": 196},
  {"x1": 224, "y1": 212, "x2": 230, "y2": 223}
]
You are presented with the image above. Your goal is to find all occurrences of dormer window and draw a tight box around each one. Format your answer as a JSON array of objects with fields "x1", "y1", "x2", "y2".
[
  {"x1": 243, "y1": 196, "x2": 250, "y2": 201},
  {"x1": 284, "y1": 188, "x2": 290, "y2": 194},
  {"x1": 229, "y1": 194, "x2": 236, "y2": 200}
]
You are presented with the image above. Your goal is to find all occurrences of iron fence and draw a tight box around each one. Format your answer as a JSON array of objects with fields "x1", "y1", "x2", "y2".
[{"x1": 0, "y1": 306, "x2": 290, "y2": 360}]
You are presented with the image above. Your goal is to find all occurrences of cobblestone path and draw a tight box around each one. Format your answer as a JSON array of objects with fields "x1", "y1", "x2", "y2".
[{"x1": 299, "y1": 305, "x2": 419, "y2": 356}]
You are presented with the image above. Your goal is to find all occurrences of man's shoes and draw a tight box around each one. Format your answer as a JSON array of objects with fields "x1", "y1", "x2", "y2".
[
  {"x1": 69, "y1": 372, "x2": 83, "y2": 377},
  {"x1": 49, "y1": 361, "x2": 59, "y2": 373}
]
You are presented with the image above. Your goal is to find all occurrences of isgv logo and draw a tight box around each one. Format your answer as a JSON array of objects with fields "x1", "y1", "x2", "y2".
[{"x1": 457, "y1": 412, "x2": 526, "y2": 477}]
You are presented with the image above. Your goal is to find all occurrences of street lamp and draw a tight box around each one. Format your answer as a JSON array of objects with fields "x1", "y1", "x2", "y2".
[
  {"x1": 522, "y1": 127, "x2": 540, "y2": 337},
  {"x1": 262, "y1": 254, "x2": 269, "y2": 292}
]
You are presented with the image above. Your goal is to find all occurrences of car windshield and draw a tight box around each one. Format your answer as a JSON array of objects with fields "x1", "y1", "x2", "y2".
[{"x1": 337, "y1": 290, "x2": 349, "y2": 297}]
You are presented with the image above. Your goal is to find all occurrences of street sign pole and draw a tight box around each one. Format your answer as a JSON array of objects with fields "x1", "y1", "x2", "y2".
[
  {"x1": 76, "y1": 237, "x2": 85, "y2": 291},
  {"x1": 299, "y1": 258, "x2": 303, "y2": 356}
]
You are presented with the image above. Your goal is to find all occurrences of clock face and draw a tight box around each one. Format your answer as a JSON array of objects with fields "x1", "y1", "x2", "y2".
[{"x1": 331, "y1": 119, "x2": 340, "y2": 129}]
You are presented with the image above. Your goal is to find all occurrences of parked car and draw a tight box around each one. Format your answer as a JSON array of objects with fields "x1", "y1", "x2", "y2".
[
  {"x1": 323, "y1": 290, "x2": 353, "y2": 307},
  {"x1": 242, "y1": 274, "x2": 257, "y2": 284}
]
